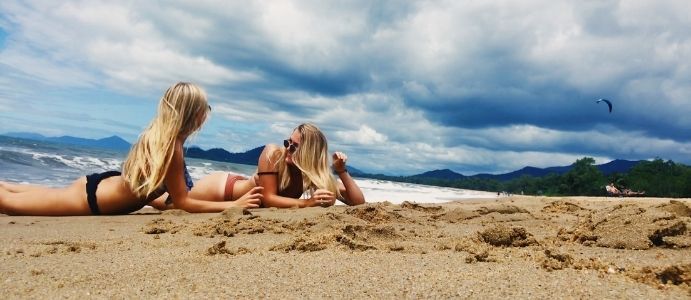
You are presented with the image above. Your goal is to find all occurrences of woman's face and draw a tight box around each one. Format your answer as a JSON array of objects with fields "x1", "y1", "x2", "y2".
[{"x1": 285, "y1": 129, "x2": 301, "y2": 165}]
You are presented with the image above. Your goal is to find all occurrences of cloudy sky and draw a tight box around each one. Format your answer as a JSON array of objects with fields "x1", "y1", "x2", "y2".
[{"x1": 1, "y1": 0, "x2": 690, "y2": 175}]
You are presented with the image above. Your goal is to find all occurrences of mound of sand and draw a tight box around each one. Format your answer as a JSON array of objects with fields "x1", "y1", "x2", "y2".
[
  {"x1": 476, "y1": 204, "x2": 529, "y2": 215},
  {"x1": 656, "y1": 200, "x2": 691, "y2": 218},
  {"x1": 541, "y1": 200, "x2": 588, "y2": 214},
  {"x1": 433, "y1": 208, "x2": 480, "y2": 223},
  {"x1": 400, "y1": 201, "x2": 443, "y2": 213},
  {"x1": 571, "y1": 203, "x2": 690, "y2": 250},
  {"x1": 344, "y1": 202, "x2": 405, "y2": 223},
  {"x1": 477, "y1": 225, "x2": 538, "y2": 247},
  {"x1": 628, "y1": 263, "x2": 691, "y2": 287},
  {"x1": 142, "y1": 218, "x2": 184, "y2": 234}
]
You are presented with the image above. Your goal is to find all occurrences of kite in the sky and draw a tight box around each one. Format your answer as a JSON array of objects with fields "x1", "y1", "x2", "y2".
[{"x1": 596, "y1": 98, "x2": 612, "y2": 113}]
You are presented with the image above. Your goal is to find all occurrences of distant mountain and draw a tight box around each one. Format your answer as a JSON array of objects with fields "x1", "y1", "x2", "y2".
[
  {"x1": 596, "y1": 159, "x2": 642, "y2": 175},
  {"x1": 346, "y1": 166, "x2": 366, "y2": 176},
  {"x1": 184, "y1": 146, "x2": 265, "y2": 165},
  {"x1": 408, "y1": 159, "x2": 643, "y2": 181},
  {"x1": 411, "y1": 169, "x2": 466, "y2": 180},
  {"x1": 3, "y1": 132, "x2": 131, "y2": 151},
  {"x1": 1, "y1": 132, "x2": 644, "y2": 180},
  {"x1": 473, "y1": 165, "x2": 572, "y2": 181}
]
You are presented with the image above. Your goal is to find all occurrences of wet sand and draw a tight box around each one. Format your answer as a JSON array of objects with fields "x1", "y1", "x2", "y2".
[{"x1": 1, "y1": 196, "x2": 690, "y2": 298}]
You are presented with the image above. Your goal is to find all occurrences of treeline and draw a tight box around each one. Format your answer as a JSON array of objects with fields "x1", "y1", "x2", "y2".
[{"x1": 360, "y1": 158, "x2": 691, "y2": 197}]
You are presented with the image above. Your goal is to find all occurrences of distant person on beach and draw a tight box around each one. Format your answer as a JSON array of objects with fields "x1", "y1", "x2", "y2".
[
  {"x1": 605, "y1": 183, "x2": 621, "y2": 196},
  {"x1": 604, "y1": 182, "x2": 645, "y2": 197},
  {"x1": 0, "y1": 82, "x2": 261, "y2": 216},
  {"x1": 152, "y1": 123, "x2": 365, "y2": 209},
  {"x1": 622, "y1": 188, "x2": 646, "y2": 196}
]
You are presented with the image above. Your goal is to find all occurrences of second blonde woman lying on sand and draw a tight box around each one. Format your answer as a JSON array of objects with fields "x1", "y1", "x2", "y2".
[{"x1": 151, "y1": 123, "x2": 365, "y2": 210}]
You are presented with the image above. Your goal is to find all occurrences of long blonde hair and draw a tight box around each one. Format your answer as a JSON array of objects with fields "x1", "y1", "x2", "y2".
[
  {"x1": 122, "y1": 82, "x2": 209, "y2": 198},
  {"x1": 273, "y1": 123, "x2": 341, "y2": 198}
]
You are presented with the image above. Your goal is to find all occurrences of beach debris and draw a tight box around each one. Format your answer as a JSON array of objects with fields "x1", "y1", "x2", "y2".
[{"x1": 596, "y1": 98, "x2": 613, "y2": 113}]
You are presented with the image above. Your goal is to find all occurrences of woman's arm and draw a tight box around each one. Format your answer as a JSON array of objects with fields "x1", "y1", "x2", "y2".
[
  {"x1": 256, "y1": 144, "x2": 324, "y2": 208},
  {"x1": 332, "y1": 152, "x2": 365, "y2": 206},
  {"x1": 165, "y1": 141, "x2": 261, "y2": 212}
]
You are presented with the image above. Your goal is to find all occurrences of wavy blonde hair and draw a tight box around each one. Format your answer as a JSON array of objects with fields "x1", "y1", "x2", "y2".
[
  {"x1": 272, "y1": 123, "x2": 341, "y2": 199},
  {"x1": 122, "y1": 82, "x2": 209, "y2": 198}
]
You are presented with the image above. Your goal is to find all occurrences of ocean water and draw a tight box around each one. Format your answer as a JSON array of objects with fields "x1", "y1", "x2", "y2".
[{"x1": 0, "y1": 136, "x2": 496, "y2": 204}]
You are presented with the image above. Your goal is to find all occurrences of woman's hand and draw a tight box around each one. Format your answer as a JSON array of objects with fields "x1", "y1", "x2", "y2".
[
  {"x1": 332, "y1": 152, "x2": 348, "y2": 173},
  {"x1": 234, "y1": 186, "x2": 263, "y2": 208},
  {"x1": 310, "y1": 189, "x2": 335, "y2": 207}
]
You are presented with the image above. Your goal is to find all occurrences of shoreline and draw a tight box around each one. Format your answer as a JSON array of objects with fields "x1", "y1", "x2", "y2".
[{"x1": 1, "y1": 196, "x2": 689, "y2": 298}]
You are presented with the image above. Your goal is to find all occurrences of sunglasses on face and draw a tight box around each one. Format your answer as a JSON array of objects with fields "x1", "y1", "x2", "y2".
[{"x1": 283, "y1": 139, "x2": 298, "y2": 153}]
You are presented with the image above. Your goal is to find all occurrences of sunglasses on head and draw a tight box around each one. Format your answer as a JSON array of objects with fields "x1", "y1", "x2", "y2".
[{"x1": 283, "y1": 139, "x2": 298, "y2": 153}]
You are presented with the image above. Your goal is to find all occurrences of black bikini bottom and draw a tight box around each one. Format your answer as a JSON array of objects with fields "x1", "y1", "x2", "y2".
[{"x1": 85, "y1": 171, "x2": 121, "y2": 215}]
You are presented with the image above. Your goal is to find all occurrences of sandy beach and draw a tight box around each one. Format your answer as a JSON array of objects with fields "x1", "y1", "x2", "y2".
[{"x1": 1, "y1": 196, "x2": 690, "y2": 299}]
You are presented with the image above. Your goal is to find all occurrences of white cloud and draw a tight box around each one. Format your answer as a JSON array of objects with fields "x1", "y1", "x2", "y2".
[
  {"x1": 0, "y1": 1, "x2": 259, "y2": 95},
  {"x1": 254, "y1": 1, "x2": 369, "y2": 71},
  {"x1": 334, "y1": 125, "x2": 387, "y2": 146}
]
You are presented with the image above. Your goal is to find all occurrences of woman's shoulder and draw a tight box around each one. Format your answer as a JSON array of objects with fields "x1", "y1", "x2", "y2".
[{"x1": 258, "y1": 144, "x2": 283, "y2": 164}]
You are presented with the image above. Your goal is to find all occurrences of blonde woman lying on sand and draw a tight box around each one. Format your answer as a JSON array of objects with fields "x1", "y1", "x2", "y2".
[
  {"x1": 151, "y1": 123, "x2": 365, "y2": 209},
  {"x1": 0, "y1": 82, "x2": 261, "y2": 216}
]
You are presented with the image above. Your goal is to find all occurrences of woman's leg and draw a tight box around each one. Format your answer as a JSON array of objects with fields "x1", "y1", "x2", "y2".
[
  {"x1": 0, "y1": 181, "x2": 47, "y2": 193},
  {"x1": 0, "y1": 177, "x2": 91, "y2": 216}
]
